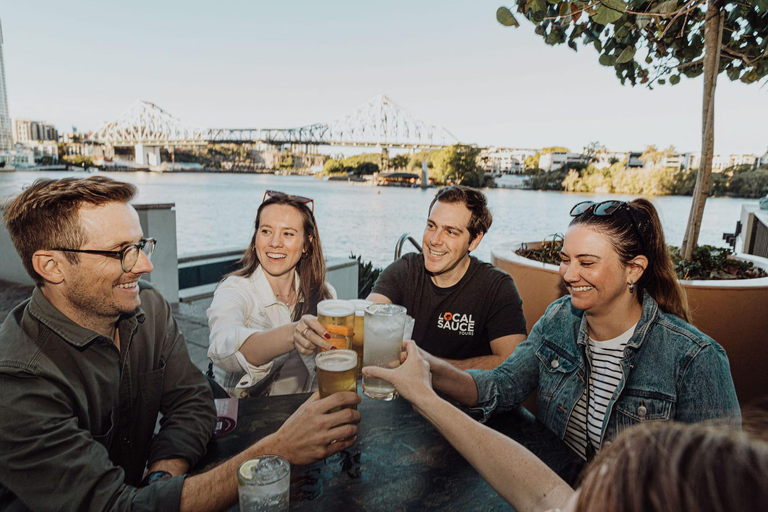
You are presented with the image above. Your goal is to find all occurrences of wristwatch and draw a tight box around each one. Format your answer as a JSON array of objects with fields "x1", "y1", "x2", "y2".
[{"x1": 140, "y1": 470, "x2": 173, "y2": 487}]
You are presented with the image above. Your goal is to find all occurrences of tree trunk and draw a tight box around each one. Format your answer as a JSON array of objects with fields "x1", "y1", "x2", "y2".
[{"x1": 681, "y1": 1, "x2": 724, "y2": 260}]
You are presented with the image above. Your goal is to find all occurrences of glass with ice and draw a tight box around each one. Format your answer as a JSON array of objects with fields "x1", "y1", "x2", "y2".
[
  {"x1": 237, "y1": 456, "x2": 290, "y2": 512},
  {"x1": 362, "y1": 304, "x2": 407, "y2": 400}
]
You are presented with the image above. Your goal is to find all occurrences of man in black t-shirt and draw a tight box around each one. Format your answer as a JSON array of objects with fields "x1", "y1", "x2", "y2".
[{"x1": 368, "y1": 186, "x2": 527, "y2": 370}]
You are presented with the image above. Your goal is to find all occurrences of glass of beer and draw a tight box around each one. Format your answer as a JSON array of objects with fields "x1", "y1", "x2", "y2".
[
  {"x1": 349, "y1": 299, "x2": 373, "y2": 379},
  {"x1": 362, "y1": 304, "x2": 406, "y2": 401},
  {"x1": 315, "y1": 349, "x2": 358, "y2": 413},
  {"x1": 316, "y1": 299, "x2": 355, "y2": 351}
]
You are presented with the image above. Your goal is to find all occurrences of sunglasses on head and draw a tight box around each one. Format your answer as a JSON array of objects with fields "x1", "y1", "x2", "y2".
[
  {"x1": 262, "y1": 190, "x2": 314, "y2": 213},
  {"x1": 570, "y1": 200, "x2": 630, "y2": 217},
  {"x1": 570, "y1": 200, "x2": 645, "y2": 248}
]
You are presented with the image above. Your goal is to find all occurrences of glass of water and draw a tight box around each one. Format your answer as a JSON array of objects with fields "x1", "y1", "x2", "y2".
[
  {"x1": 237, "y1": 456, "x2": 290, "y2": 512},
  {"x1": 362, "y1": 304, "x2": 407, "y2": 400}
]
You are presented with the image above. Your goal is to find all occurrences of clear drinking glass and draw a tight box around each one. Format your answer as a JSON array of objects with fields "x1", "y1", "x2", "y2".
[
  {"x1": 237, "y1": 456, "x2": 290, "y2": 512},
  {"x1": 362, "y1": 304, "x2": 407, "y2": 400},
  {"x1": 349, "y1": 299, "x2": 373, "y2": 379},
  {"x1": 316, "y1": 299, "x2": 356, "y2": 350},
  {"x1": 316, "y1": 349, "x2": 358, "y2": 413}
]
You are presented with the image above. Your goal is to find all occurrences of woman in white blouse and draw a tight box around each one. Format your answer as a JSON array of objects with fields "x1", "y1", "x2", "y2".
[{"x1": 207, "y1": 190, "x2": 336, "y2": 397}]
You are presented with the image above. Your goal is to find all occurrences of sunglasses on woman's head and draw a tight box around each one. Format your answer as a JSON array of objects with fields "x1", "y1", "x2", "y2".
[
  {"x1": 569, "y1": 200, "x2": 629, "y2": 218},
  {"x1": 262, "y1": 190, "x2": 314, "y2": 213},
  {"x1": 570, "y1": 200, "x2": 646, "y2": 249}
]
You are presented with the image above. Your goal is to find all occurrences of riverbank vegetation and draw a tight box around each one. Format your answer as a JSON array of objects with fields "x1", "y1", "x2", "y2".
[
  {"x1": 528, "y1": 161, "x2": 768, "y2": 198},
  {"x1": 323, "y1": 144, "x2": 492, "y2": 187}
]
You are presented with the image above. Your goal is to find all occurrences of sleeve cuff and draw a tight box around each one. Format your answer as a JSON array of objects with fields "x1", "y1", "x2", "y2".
[
  {"x1": 132, "y1": 474, "x2": 185, "y2": 512},
  {"x1": 466, "y1": 369, "x2": 498, "y2": 423}
]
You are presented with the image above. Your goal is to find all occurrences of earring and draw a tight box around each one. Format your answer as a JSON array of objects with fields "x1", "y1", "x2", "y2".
[{"x1": 628, "y1": 282, "x2": 635, "y2": 294}]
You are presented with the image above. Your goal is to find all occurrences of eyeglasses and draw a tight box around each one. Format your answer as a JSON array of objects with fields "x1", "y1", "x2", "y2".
[
  {"x1": 262, "y1": 190, "x2": 314, "y2": 213},
  {"x1": 54, "y1": 238, "x2": 157, "y2": 272},
  {"x1": 570, "y1": 200, "x2": 645, "y2": 248}
]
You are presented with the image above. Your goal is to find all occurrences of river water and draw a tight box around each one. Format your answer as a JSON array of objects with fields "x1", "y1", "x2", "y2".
[{"x1": 0, "y1": 171, "x2": 755, "y2": 269}]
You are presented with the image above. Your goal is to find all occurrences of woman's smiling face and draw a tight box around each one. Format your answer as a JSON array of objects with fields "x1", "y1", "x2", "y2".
[
  {"x1": 558, "y1": 224, "x2": 634, "y2": 315},
  {"x1": 255, "y1": 203, "x2": 307, "y2": 279}
]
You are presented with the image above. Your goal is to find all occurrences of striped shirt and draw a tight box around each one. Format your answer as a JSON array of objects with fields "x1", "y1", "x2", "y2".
[{"x1": 563, "y1": 323, "x2": 637, "y2": 460}]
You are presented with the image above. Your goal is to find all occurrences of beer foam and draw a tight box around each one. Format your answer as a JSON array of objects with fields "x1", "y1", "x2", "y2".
[
  {"x1": 316, "y1": 349, "x2": 357, "y2": 372},
  {"x1": 350, "y1": 299, "x2": 373, "y2": 315},
  {"x1": 317, "y1": 299, "x2": 356, "y2": 318}
]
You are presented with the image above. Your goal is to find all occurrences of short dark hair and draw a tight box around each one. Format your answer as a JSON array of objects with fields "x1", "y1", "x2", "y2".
[
  {"x1": 3, "y1": 176, "x2": 137, "y2": 283},
  {"x1": 428, "y1": 185, "x2": 492, "y2": 241}
]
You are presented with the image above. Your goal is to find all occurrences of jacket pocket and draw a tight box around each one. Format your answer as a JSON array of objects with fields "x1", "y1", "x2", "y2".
[
  {"x1": 611, "y1": 389, "x2": 675, "y2": 438},
  {"x1": 535, "y1": 342, "x2": 579, "y2": 399}
]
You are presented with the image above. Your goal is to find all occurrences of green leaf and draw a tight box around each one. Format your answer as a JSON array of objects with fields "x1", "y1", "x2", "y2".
[
  {"x1": 669, "y1": 74, "x2": 680, "y2": 85},
  {"x1": 636, "y1": 14, "x2": 650, "y2": 30},
  {"x1": 525, "y1": 0, "x2": 548, "y2": 15},
  {"x1": 591, "y1": 0, "x2": 625, "y2": 25},
  {"x1": 616, "y1": 45, "x2": 636, "y2": 63},
  {"x1": 655, "y1": 0, "x2": 679, "y2": 14},
  {"x1": 658, "y1": 78, "x2": 666, "y2": 85},
  {"x1": 599, "y1": 53, "x2": 614, "y2": 66},
  {"x1": 496, "y1": 7, "x2": 520, "y2": 27}
]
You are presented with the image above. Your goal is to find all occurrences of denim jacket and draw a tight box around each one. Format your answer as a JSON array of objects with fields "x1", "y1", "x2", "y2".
[{"x1": 468, "y1": 292, "x2": 741, "y2": 448}]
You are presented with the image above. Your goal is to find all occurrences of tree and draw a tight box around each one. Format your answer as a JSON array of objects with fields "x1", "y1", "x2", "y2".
[
  {"x1": 431, "y1": 145, "x2": 485, "y2": 186},
  {"x1": 497, "y1": 0, "x2": 768, "y2": 259}
]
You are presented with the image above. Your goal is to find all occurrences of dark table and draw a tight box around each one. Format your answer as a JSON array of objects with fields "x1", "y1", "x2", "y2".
[{"x1": 195, "y1": 390, "x2": 584, "y2": 511}]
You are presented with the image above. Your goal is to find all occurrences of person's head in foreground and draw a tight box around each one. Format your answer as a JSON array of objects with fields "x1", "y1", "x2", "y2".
[
  {"x1": 3, "y1": 176, "x2": 154, "y2": 326},
  {"x1": 423, "y1": 185, "x2": 492, "y2": 278},
  {"x1": 570, "y1": 421, "x2": 768, "y2": 512},
  {"x1": 234, "y1": 189, "x2": 330, "y2": 317},
  {"x1": 563, "y1": 198, "x2": 689, "y2": 321}
]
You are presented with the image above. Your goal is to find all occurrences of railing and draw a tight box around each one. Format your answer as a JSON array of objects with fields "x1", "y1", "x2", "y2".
[{"x1": 395, "y1": 233, "x2": 422, "y2": 260}]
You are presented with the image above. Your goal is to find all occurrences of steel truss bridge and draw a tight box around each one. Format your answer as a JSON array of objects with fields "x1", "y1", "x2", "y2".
[{"x1": 94, "y1": 95, "x2": 459, "y2": 150}]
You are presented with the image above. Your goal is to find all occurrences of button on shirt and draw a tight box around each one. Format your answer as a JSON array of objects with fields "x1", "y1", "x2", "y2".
[
  {"x1": 207, "y1": 266, "x2": 336, "y2": 396},
  {"x1": 0, "y1": 284, "x2": 216, "y2": 512}
]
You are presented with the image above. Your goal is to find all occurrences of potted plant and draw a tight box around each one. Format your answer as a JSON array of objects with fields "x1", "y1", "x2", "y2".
[{"x1": 492, "y1": 239, "x2": 768, "y2": 405}]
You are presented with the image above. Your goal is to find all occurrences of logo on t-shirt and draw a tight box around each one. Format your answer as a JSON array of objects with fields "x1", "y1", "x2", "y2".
[{"x1": 437, "y1": 312, "x2": 475, "y2": 336}]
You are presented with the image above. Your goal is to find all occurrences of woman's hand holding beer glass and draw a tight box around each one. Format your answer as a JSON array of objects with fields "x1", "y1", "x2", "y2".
[{"x1": 293, "y1": 314, "x2": 334, "y2": 354}]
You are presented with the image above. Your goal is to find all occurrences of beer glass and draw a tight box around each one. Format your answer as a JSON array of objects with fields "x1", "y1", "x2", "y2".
[
  {"x1": 237, "y1": 455, "x2": 290, "y2": 512},
  {"x1": 315, "y1": 349, "x2": 358, "y2": 413},
  {"x1": 362, "y1": 304, "x2": 406, "y2": 401},
  {"x1": 349, "y1": 299, "x2": 373, "y2": 379},
  {"x1": 316, "y1": 299, "x2": 355, "y2": 350}
]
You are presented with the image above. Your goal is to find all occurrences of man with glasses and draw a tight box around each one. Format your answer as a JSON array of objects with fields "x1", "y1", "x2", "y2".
[
  {"x1": 368, "y1": 185, "x2": 527, "y2": 370},
  {"x1": 0, "y1": 176, "x2": 359, "y2": 511}
]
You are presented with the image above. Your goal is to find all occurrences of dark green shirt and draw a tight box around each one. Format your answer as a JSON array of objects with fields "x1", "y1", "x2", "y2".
[{"x1": 0, "y1": 283, "x2": 216, "y2": 511}]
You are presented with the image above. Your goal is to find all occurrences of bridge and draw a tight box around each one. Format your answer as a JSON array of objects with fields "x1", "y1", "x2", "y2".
[{"x1": 93, "y1": 95, "x2": 459, "y2": 165}]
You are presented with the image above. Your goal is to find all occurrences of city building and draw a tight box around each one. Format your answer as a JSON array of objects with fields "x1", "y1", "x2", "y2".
[
  {"x1": 0, "y1": 19, "x2": 12, "y2": 151},
  {"x1": 478, "y1": 147, "x2": 537, "y2": 174},
  {"x1": 539, "y1": 152, "x2": 589, "y2": 171},
  {"x1": 13, "y1": 118, "x2": 59, "y2": 144}
]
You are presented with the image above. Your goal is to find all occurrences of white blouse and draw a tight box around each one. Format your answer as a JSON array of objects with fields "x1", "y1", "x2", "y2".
[{"x1": 207, "y1": 265, "x2": 336, "y2": 396}]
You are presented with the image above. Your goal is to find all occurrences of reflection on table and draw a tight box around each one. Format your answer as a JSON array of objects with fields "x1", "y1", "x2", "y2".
[{"x1": 195, "y1": 388, "x2": 584, "y2": 512}]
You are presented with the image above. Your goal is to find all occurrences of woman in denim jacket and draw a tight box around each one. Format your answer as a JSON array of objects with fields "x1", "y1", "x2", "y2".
[{"x1": 411, "y1": 198, "x2": 741, "y2": 460}]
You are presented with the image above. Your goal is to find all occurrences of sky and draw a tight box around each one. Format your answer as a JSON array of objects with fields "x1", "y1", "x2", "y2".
[{"x1": 2, "y1": 0, "x2": 767, "y2": 155}]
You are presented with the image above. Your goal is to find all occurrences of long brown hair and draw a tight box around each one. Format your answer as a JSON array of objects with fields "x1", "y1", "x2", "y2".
[
  {"x1": 230, "y1": 193, "x2": 332, "y2": 320},
  {"x1": 570, "y1": 198, "x2": 690, "y2": 321},
  {"x1": 576, "y1": 422, "x2": 768, "y2": 512}
]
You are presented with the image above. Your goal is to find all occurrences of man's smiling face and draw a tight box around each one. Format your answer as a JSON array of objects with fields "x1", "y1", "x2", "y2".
[{"x1": 62, "y1": 202, "x2": 153, "y2": 321}]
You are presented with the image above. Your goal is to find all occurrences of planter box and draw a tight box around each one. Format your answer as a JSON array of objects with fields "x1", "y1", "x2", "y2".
[{"x1": 492, "y1": 241, "x2": 768, "y2": 406}]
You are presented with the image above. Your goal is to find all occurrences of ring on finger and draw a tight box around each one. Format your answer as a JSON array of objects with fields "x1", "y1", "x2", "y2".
[{"x1": 302, "y1": 326, "x2": 310, "y2": 337}]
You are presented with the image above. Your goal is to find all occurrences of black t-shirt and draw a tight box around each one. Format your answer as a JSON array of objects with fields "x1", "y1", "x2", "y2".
[{"x1": 371, "y1": 253, "x2": 527, "y2": 359}]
